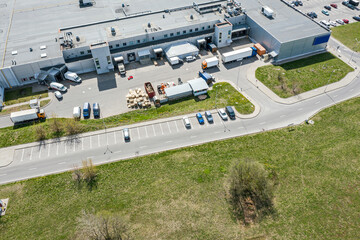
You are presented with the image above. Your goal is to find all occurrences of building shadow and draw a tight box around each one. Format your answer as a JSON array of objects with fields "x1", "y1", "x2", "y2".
[{"x1": 96, "y1": 72, "x2": 118, "y2": 91}]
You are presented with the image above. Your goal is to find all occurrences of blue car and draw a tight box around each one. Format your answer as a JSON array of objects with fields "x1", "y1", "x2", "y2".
[
  {"x1": 322, "y1": 10, "x2": 329, "y2": 16},
  {"x1": 196, "y1": 113, "x2": 204, "y2": 124}
]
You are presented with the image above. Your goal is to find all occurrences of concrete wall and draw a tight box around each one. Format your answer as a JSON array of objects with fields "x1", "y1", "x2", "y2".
[
  {"x1": 90, "y1": 44, "x2": 114, "y2": 74},
  {"x1": 214, "y1": 22, "x2": 233, "y2": 48},
  {"x1": 66, "y1": 58, "x2": 96, "y2": 74}
]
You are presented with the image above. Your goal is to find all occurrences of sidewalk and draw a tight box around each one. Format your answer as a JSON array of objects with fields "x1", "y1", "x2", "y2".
[{"x1": 247, "y1": 44, "x2": 360, "y2": 104}]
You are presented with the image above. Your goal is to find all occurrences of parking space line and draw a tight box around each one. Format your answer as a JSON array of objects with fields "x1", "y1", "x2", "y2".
[
  {"x1": 29, "y1": 148, "x2": 33, "y2": 161},
  {"x1": 139, "y1": 146, "x2": 147, "y2": 149},
  {"x1": 280, "y1": 115, "x2": 286, "y2": 118},
  {"x1": 98, "y1": 135, "x2": 100, "y2": 147},
  {"x1": 58, "y1": 162, "x2": 66, "y2": 165},
  {"x1": 73, "y1": 141, "x2": 76, "y2": 152},
  {"x1": 114, "y1": 132, "x2": 117, "y2": 144},
  {"x1": 65, "y1": 142, "x2": 67, "y2": 154},
  {"x1": 144, "y1": 126, "x2": 148, "y2": 138},
  {"x1": 82, "y1": 139, "x2": 84, "y2": 150},
  {"x1": 20, "y1": 149, "x2": 25, "y2": 162},
  {"x1": 29, "y1": 168, "x2": 37, "y2": 171},
  {"x1": 137, "y1": 127, "x2": 141, "y2": 139},
  {"x1": 315, "y1": 101, "x2": 320, "y2": 105},
  {"x1": 166, "y1": 140, "x2": 173, "y2": 143},
  {"x1": 152, "y1": 125, "x2": 156, "y2": 136},
  {"x1": 0, "y1": 174, "x2": 7, "y2": 177},
  {"x1": 159, "y1": 124, "x2": 164, "y2": 135},
  {"x1": 333, "y1": 94, "x2": 338, "y2": 98},
  {"x1": 174, "y1": 121, "x2": 179, "y2": 132},
  {"x1": 190, "y1": 135, "x2": 197, "y2": 139},
  {"x1": 298, "y1": 108, "x2": 303, "y2": 111},
  {"x1": 90, "y1": 136, "x2": 92, "y2": 149},
  {"x1": 237, "y1": 126, "x2": 244, "y2": 129},
  {"x1": 350, "y1": 89, "x2": 354, "y2": 92},
  {"x1": 167, "y1": 122, "x2": 172, "y2": 133},
  {"x1": 259, "y1": 122, "x2": 266, "y2": 125},
  {"x1": 56, "y1": 142, "x2": 59, "y2": 156},
  {"x1": 48, "y1": 144, "x2": 51, "y2": 157},
  {"x1": 39, "y1": 146, "x2": 42, "y2": 159}
]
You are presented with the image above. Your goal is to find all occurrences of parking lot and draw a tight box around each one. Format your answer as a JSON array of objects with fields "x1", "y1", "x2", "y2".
[
  {"x1": 12, "y1": 111, "x2": 238, "y2": 163},
  {"x1": 293, "y1": 0, "x2": 360, "y2": 24}
]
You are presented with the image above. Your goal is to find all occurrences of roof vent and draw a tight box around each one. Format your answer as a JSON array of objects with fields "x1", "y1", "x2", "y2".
[
  {"x1": 11, "y1": 51, "x2": 18, "y2": 55},
  {"x1": 148, "y1": 22, "x2": 151, "y2": 28},
  {"x1": 76, "y1": 36, "x2": 80, "y2": 42},
  {"x1": 29, "y1": 48, "x2": 33, "y2": 52},
  {"x1": 190, "y1": 14, "x2": 194, "y2": 19},
  {"x1": 111, "y1": 27, "x2": 116, "y2": 36},
  {"x1": 41, "y1": 53, "x2": 47, "y2": 58},
  {"x1": 40, "y1": 45, "x2": 47, "y2": 50}
]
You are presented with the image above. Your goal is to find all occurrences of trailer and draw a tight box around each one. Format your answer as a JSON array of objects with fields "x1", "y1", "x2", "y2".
[
  {"x1": 168, "y1": 56, "x2": 183, "y2": 66},
  {"x1": 253, "y1": 43, "x2": 266, "y2": 56},
  {"x1": 222, "y1": 47, "x2": 257, "y2": 63},
  {"x1": 10, "y1": 108, "x2": 46, "y2": 124},
  {"x1": 201, "y1": 57, "x2": 219, "y2": 69},
  {"x1": 207, "y1": 43, "x2": 218, "y2": 53},
  {"x1": 199, "y1": 71, "x2": 214, "y2": 84},
  {"x1": 144, "y1": 82, "x2": 156, "y2": 98},
  {"x1": 349, "y1": 0, "x2": 359, "y2": 6}
]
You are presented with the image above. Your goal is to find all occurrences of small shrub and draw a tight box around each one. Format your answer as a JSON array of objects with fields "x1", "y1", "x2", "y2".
[
  {"x1": 227, "y1": 159, "x2": 274, "y2": 224},
  {"x1": 64, "y1": 119, "x2": 82, "y2": 135},
  {"x1": 81, "y1": 159, "x2": 97, "y2": 188},
  {"x1": 72, "y1": 165, "x2": 83, "y2": 187},
  {"x1": 49, "y1": 117, "x2": 63, "y2": 136},
  {"x1": 34, "y1": 125, "x2": 46, "y2": 141}
]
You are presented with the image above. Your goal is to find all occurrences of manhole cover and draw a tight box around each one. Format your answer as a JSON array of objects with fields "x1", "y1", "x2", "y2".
[{"x1": 0, "y1": 4, "x2": 7, "y2": 8}]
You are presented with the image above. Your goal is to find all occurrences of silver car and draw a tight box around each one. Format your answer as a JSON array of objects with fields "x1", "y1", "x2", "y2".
[{"x1": 218, "y1": 109, "x2": 228, "y2": 121}]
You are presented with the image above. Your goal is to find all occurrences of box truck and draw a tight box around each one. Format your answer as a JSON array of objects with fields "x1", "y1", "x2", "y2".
[
  {"x1": 168, "y1": 57, "x2": 183, "y2": 66},
  {"x1": 201, "y1": 57, "x2": 219, "y2": 69},
  {"x1": 10, "y1": 108, "x2": 46, "y2": 124},
  {"x1": 222, "y1": 47, "x2": 257, "y2": 63}
]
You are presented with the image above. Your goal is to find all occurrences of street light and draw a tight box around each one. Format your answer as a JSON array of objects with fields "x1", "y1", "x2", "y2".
[
  {"x1": 349, "y1": 38, "x2": 359, "y2": 65},
  {"x1": 324, "y1": 69, "x2": 336, "y2": 93}
]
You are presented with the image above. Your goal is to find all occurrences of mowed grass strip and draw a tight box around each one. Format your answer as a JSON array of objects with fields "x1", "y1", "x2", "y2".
[
  {"x1": 0, "y1": 82, "x2": 253, "y2": 148},
  {"x1": 255, "y1": 53, "x2": 353, "y2": 98},
  {"x1": 1, "y1": 97, "x2": 360, "y2": 240},
  {"x1": 4, "y1": 87, "x2": 48, "y2": 106},
  {"x1": 331, "y1": 22, "x2": 360, "y2": 52}
]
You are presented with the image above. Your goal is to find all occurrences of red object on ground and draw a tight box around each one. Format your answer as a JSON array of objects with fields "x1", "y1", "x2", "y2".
[
  {"x1": 343, "y1": 19, "x2": 349, "y2": 23},
  {"x1": 330, "y1": 3, "x2": 337, "y2": 8},
  {"x1": 128, "y1": 76, "x2": 133, "y2": 80}
]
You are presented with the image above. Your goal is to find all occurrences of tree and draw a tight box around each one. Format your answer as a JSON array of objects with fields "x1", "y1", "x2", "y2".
[
  {"x1": 227, "y1": 159, "x2": 274, "y2": 224},
  {"x1": 34, "y1": 125, "x2": 46, "y2": 141},
  {"x1": 77, "y1": 210, "x2": 131, "y2": 240},
  {"x1": 64, "y1": 119, "x2": 82, "y2": 135},
  {"x1": 49, "y1": 116, "x2": 63, "y2": 137}
]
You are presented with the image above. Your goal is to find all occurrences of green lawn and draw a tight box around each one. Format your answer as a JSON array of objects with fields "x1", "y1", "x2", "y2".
[
  {"x1": 1, "y1": 96, "x2": 359, "y2": 240},
  {"x1": 4, "y1": 87, "x2": 48, "y2": 106},
  {"x1": 0, "y1": 82, "x2": 254, "y2": 148},
  {"x1": 332, "y1": 22, "x2": 360, "y2": 52},
  {"x1": 255, "y1": 53, "x2": 354, "y2": 98}
]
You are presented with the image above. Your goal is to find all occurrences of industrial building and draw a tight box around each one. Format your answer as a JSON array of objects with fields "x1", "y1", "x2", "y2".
[{"x1": 0, "y1": 0, "x2": 330, "y2": 90}]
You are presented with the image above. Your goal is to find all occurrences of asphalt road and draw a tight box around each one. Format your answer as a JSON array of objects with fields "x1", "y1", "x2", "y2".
[{"x1": 0, "y1": 37, "x2": 359, "y2": 184}]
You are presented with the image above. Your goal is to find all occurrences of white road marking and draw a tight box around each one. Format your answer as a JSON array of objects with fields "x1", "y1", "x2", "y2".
[
  {"x1": 315, "y1": 101, "x2": 320, "y2": 105},
  {"x1": 73, "y1": 141, "x2": 76, "y2": 151},
  {"x1": 0, "y1": 174, "x2": 7, "y2": 177},
  {"x1": 114, "y1": 131, "x2": 117, "y2": 144},
  {"x1": 333, "y1": 94, "x2": 338, "y2": 98},
  {"x1": 98, "y1": 135, "x2": 100, "y2": 147},
  {"x1": 152, "y1": 125, "x2": 156, "y2": 136},
  {"x1": 29, "y1": 148, "x2": 33, "y2": 161},
  {"x1": 29, "y1": 168, "x2": 37, "y2": 171},
  {"x1": 159, "y1": 124, "x2": 164, "y2": 135},
  {"x1": 20, "y1": 149, "x2": 25, "y2": 162},
  {"x1": 65, "y1": 142, "x2": 67, "y2": 154},
  {"x1": 166, "y1": 140, "x2": 173, "y2": 143},
  {"x1": 114, "y1": 150, "x2": 122, "y2": 154},
  {"x1": 137, "y1": 127, "x2": 140, "y2": 139},
  {"x1": 237, "y1": 126, "x2": 244, "y2": 129},
  {"x1": 47, "y1": 144, "x2": 51, "y2": 157},
  {"x1": 90, "y1": 136, "x2": 92, "y2": 149},
  {"x1": 144, "y1": 126, "x2": 148, "y2": 138},
  {"x1": 139, "y1": 146, "x2": 147, "y2": 149},
  {"x1": 350, "y1": 88, "x2": 354, "y2": 92},
  {"x1": 215, "y1": 131, "x2": 221, "y2": 134},
  {"x1": 259, "y1": 122, "x2": 266, "y2": 125},
  {"x1": 58, "y1": 162, "x2": 66, "y2": 165},
  {"x1": 167, "y1": 122, "x2": 172, "y2": 133},
  {"x1": 39, "y1": 146, "x2": 42, "y2": 159},
  {"x1": 280, "y1": 115, "x2": 286, "y2": 118},
  {"x1": 82, "y1": 138, "x2": 84, "y2": 150},
  {"x1": 190, "y1": 135, "x2": 197, "y2": 139},
  {"x1": 56, "y1": 142, "x2": 59, "y2": 156},
  {"x1": 174, "y1": 121, "x2": 179, "y2": 132},
  {"x1": 298, "y1": 108, "x2": 303, "y2": 111}
]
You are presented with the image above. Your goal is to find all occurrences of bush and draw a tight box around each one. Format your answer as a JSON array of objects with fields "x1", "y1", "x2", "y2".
[
  {"x1": 227, "y1": 159, "x2": 274, "y2": 224},
  {"x1": 49, "y1": 117, "x2": 63, "y2": 136},
  {"x1": 77, "y1": 210, "x2": 131, "y2": 240},
  {"x1": 81, "y1": 159, "x2": 97, "y2": 188},
  {"x1": 64, "y1": 119, "x2": 82, "y2": 135},
  {"x1": 34, "y1": 125, "x2": 46, "y2": 141}
]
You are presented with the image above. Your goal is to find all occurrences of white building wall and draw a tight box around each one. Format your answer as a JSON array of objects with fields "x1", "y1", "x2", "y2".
[
  {"x1": 90, "y1": 43, "x2": 114, "y2": 74},
  {"x1": 214, "y1": 22, "x2": 233, "y2": 48}
]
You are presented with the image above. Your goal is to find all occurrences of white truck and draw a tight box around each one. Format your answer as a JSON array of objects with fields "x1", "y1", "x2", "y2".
[
  {"x1": 10, "y1": 108, "x2": 46, "y2": 124},
  {"x1": 64, "y1": 71, "x2": 82, "y2": 83},
  {"x1": 222, "y1": 47, "x2": 256, "y2": 63},
  {"x1": 168, "y1": 56, "x2": 183, "y2": 66},
  {"x1": 114, "y1": 56, "x2": 126, "y2": 75},
  {"x1": 201, "y1": 57, "x2": 219, "y2": 69}
]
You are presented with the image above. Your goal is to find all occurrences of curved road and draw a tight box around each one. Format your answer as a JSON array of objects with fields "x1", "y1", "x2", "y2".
[{"x1": 0, "y1": 38, "x2": 359, "y2": 184}]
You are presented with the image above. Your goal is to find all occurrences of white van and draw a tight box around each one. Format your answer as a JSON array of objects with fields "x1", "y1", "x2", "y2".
[
  {"x1": 64, "y1": 71, "x2": 82, "y2": 83},
  {"x1": 183, "y1": 117, "x2": 191, "y2": 128},
  {"x1": 50, "y1": 82, "x2": 67, "y2": 92},
  {"x1": 73, "y1": 106, "x2": 81, "y2": 119}
]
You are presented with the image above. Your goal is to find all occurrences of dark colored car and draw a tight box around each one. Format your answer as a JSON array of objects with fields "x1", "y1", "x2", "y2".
[
  {"x1": 83, "y1": 102, "x2": 91, "y2": 118},
  {"x1": 342, "y1": 1, "x2": 348, "y2": 5},
  {"x1": 204, "y1": 111, "x2": 213, "y2": 123},
  {"x1": 298, "y1": 0, "x2": 303, "y2": 6},
  {"x1": 348, "y1": 4, "x2": 355, "y2": 9},
  {"x1": 196, "y1": 113, "x2": 204, "y2": 124},
  {"x1": 324, "y1": 5, "x2": 331, "y2": 10},
  {"x1": 93, "y1": 102, "x2": 100, "y2": 118},
  {"x1": 353, "y1": 16, "x2": 360, "y2": 21},
  {"x1": 312, "y1": 12, "x2": 318, "y2": 18},
  {"x1": 330, "y1": 3, "x2": 337, "y2": 8},
  {"x1": 157, "y1": 85, "x2": 162, "y2": 94},
  {"x1": 225, "y1": 106, "x2": 236, "y2": 120}
]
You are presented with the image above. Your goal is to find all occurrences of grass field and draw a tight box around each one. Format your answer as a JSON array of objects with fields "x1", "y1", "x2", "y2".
[
  {"x1": 0, "y1": 82, "x2": 253, "y2": 148},
  {"x1": 0, "y1": 99, "x2": 51, "y2": 116},
  {"x1": 1, "y1": 96, "x2": 359, "y2": 240},
  {"x1": 255, "y1": 53, "x2": 353, "y2": 98},
  {"x1": 4, "y1": 87, "x2": 48, "y2": 106},
  {"x1": 332, "y1": 22, "x2": 360, "y2": 52}
]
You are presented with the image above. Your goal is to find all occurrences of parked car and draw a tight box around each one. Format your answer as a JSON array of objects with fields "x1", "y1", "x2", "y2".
[
  {"x1": 50, "y1": 82, "x2": 67, "y2": 92},
  {"x1": 343, "y1": 18, "x2": 349, "y2": 23},
  {"x1": 320, "y1": 20, "x2": 330, "y2": 27},
  {"x1": 348, "y1": 3, "x2": 355, "y2": 9},
  {"x1": 330, "y1": 3, "x2": 338, "y2": 8},
  {"x1": 322, "y1": 10, "x2": 329, "y2": 16},
  {"x1": 73, "y1": 106, "x2": 81, "y2": 119},
  {"x1": 225, "y1": 106, "x2": 236, "y2": 120},
  {"x1": 204, "y1": 111, "x2": 213, "y2": 123},
  {"x1": 342, "y1": 1, "x2": 349, "y2": 6},
  {"x1": 312, "y1": 12, "x2": 318, "y2": 18},
  {"x1": 324, "y1": 5, "x2": 331, "y2": 10},
  {"x1": 297, "y1": 0, "x2": 303, "y2": 6},
  {"x1": 93, "y1": 102, "x2": 100, "y2": 118},
  {"x1": 183, "y1": 117, "x2": 191, "y2": 128},
  {"x1": 218, "y1": 109, "x2": 228, "y2": 121},
  {"x1": 336, "y1": 19, "x2": 344, "y2": 25},
  {"x1": 196, "y1": 113, "x2": 204, "y2": 124},
  {"x1": 83, "y1": 102, "x2": 91, "y2": 118},
  {"x1": 353, "y1": 16, "x2": 360, "y2": 21},
  {"x1": 54, "y1": 91, "x2": 62, "y2": 99},
  {"x1": 185, "y1": 56, "x2": 196, "y2": 62},
  {"x1": 123, "y1": 128, "x2": 130, "y2": 142},
  {"x1": 329, "y1": 21, "x2": 337, "y2": 26}
]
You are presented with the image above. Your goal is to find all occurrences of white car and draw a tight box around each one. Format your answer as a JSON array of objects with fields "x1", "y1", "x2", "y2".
[
  {"x1": 50, "y1": 82, "x2": 67, "y2": 92},
  {"x1": 336, "y1": 19, "x2": 344, "y2": 25},
  {"x1": 185, "y1": 56, "x2": 196, "y2": 62},
  {"x1": 320, "y1": 20, "x2": 330, "y2": 27},
  {"x1": 218, "y1": 109, "x2": 228, "y2": 121},
  {"x1": 183, "y1": 117, "x2": 191, "y2": 128},
  {"x1": 329, "y1": 21, "x2": 337, "y2": 27},
  {"x1": 54, "y1": 91, "x2": 62, "y2": 99}
]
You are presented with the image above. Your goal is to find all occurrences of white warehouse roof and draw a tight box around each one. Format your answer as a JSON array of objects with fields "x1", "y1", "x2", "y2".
[
  {"x1": 165, "y1": 42, "x2": 199, "y2": 59},
  {"x1": 188, "y1": 78, "x2": 209, "y2": 92}
]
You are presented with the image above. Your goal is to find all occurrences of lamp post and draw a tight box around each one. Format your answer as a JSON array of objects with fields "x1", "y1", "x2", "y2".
[
  {"x1": 324, "y1": 69, "x2": 336, "y2": 93},
  {"x1": 349, "y1": 38, "x2": 359, "y2": 65}
]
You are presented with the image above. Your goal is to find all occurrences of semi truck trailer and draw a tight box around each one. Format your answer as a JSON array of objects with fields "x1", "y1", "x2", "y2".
[
  {"x1": 10, "y1": 108, "x2": 46, "y2": 124},
  {"x1": 222, "y1": 47, "x2": 257, "y2": 63}
]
